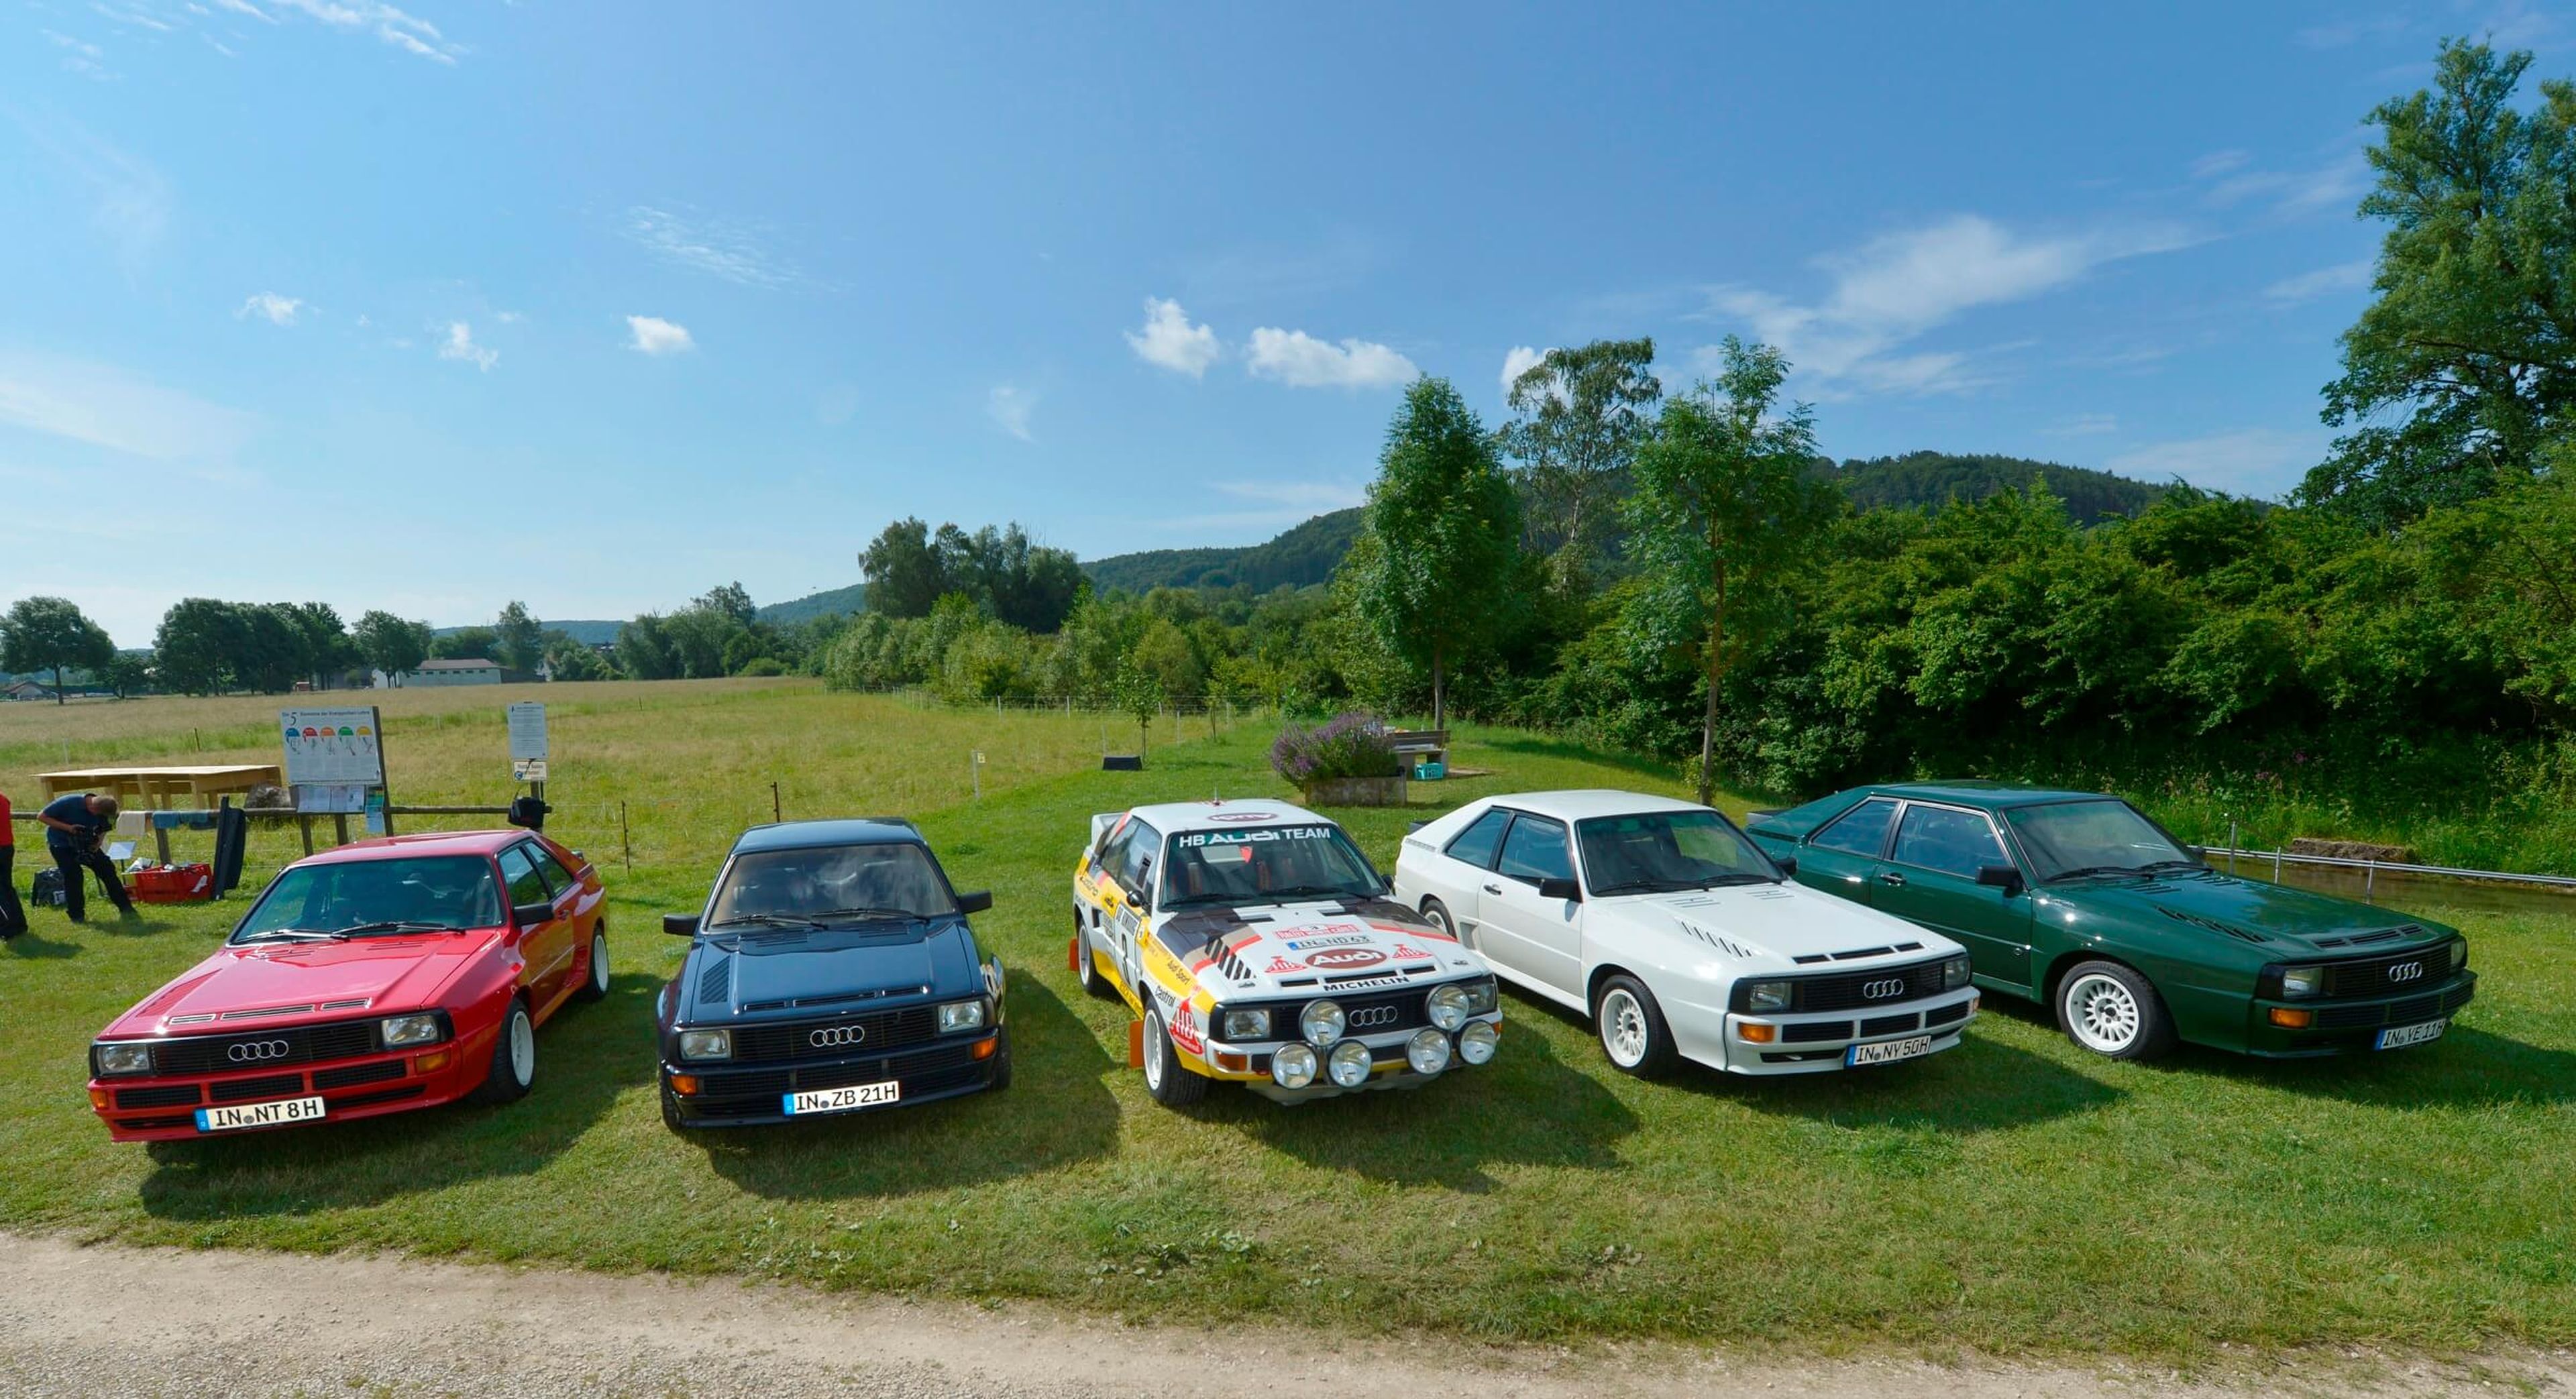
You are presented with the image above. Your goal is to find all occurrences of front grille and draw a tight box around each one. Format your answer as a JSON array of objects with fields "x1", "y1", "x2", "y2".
[
  {"x1": 1783, "y1": 1021, "x2": 1852, "y2": 1044},
  {"x1": 209, "y1": 1072, "x2": 305, "y2": 1103},
  {"x1": 1224, "y1": 986, "x2": 1443, "y2": 1038},
  {"x1": 116, "y1": 1114, "x2": 196, "y2": 1131},
  {"x1": 1743, "y1": 958, "x2": 1947, "y2": 1013},
  {"x1": 2443, "y1": 982, "x2": 2475, "y2": 1014},
  {"x1": 729, "y1": 1005, "x2": 941, "y2": 1064},
  {"x1": 1860, "y1": 1012, "x2": 1920, "y2": 1038},
  {"x1": 114, "y1": 1084, "x2": 200, "y2": 1109},
  {"x1": 315, "y1": 1060, "x2": 406, "y2": 1091},
  {"x1": 2324, "y1": 946, "x2": 2456, "y2": 999},
  {"x1": 1925, "y1": 1000, "x2": 1972, "y2": 1027},
  {"x1": 2314, "y1": 1003, "x2": 2386, "y2": 1029},
  {"x1": 686, "y1": 1038, "x2": 985, "y2": 1118},
  {"x1": 333, "y1": 1085, "x2": 425, "y2": 1110},
  {"x1": 146, "y1": 1019, "x2": 380, "y2": 1076}
]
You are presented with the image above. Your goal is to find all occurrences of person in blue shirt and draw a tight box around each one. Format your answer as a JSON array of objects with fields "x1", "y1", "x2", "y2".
[{"x1": 38, "y1": 793, "x2": 135, "y2": 922}]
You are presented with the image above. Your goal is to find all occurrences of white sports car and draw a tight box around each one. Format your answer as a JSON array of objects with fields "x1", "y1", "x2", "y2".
[{"x1": 1393, "y1": 790, "x2": 1978, "y2": 1076}]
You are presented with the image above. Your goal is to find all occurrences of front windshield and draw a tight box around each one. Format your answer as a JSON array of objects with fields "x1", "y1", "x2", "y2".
[
  {"x1": 2004, "y1": 800, "x2": 2199, "y2": 881},
  {"x1": 1160, "y1": 824, "x2": 1384, "y2": 909},
  {"x1": 707, "y1": 844, "x2": 957, "y2": 928},
  {"x1": 1576, "y1": 809, "x2": 1779, "y2": 894},
  {"x1": 232, "y1": 855, "x2": 502, "y2": 942}
]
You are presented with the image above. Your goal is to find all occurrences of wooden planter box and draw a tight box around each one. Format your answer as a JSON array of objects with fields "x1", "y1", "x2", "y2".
[{"x1": 1299, "y1": 775, "x2": 1407, "y2": 807}]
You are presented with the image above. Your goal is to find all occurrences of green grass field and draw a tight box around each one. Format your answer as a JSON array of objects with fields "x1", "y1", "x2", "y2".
[{"x1": 2, "y1": 682, "x2": 2571, "y2": 1360}]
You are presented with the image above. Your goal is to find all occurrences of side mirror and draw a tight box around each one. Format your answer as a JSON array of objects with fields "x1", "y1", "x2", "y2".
[
  {"x1": 512, "y1": 901, "x2": 555, "y2": 928},
  {"x1": 663, "y1": 913, "x2": 702, "y2": 937},
  {"x1": 1536, "y1": 876, "x2": 1581, "y2": 902},
  {"x1": 956, "y1": 890, "x2": 993, "y2": 915},
  {"x1": 1976, "y1": 865, "x2": 2026, "y2": 897},
  {"x1": 1772, "y1": 854, "x2": 1799, "y2": 879}
]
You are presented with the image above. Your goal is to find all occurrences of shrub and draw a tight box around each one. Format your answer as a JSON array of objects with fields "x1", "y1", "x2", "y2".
[
  {"x1": 734, "y1": 657, "x2": 788, "y2": 677},
  {"x1": 1271, "y1": 712, "x2": 1401, "y2": 786}
]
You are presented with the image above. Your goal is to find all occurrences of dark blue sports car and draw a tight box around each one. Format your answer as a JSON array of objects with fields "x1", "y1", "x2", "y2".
[{"x1": 655, "y1": 818, "x2": 1008, "y2": 1129}]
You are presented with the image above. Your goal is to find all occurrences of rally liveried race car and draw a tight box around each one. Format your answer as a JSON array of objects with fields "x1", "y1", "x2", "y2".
[{"x1": 1071, "y1": 799, "x2": 1503, "y2": 1106}]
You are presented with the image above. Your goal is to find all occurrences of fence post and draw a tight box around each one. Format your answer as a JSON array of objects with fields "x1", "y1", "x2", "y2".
[
  {"x1": 620, "y1": 799, "x2": 632, "y2": 873},
  {"x1": 2365, "y1": 860, "x2": 2376, "y2": 903},
  {"x1": 2226, "y1": 816, "x2": 2237, "y2": 875},
  {"x1": 771, "y1": 781, "x2": 782, "y2": 824}
]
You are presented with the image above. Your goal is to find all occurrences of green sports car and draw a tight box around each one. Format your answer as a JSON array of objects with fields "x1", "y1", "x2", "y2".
[{"x1": 1744, "y1": 783, "x2": 2474, "y2": 1061}]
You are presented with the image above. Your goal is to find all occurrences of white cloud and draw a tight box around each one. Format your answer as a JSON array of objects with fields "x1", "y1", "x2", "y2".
[
  {"x1": 0, "y1": 351, "x2": 255, "y2": 461},
  {"x1": 237, "y1": 292, "x2": 303, "y2": 325},
  {"x1": 624, "y1": 207, "x2": 798, "y2": 289},
  {"x1": 2106, "y1": 427, "x2": 2330, "y2": 498},
  {"x1": 437, "y1": 321, "x2": 495, "y2": 371},
  {"x1": 267, "y1": 0, "x2": 461, "y2": 62},
  {"x1": 2190, "y1": 149, "x2": 2251, "y2": 179},
  {"x1": 17, "y1": 112, "x2": 168, "y2": 273},
  {"x1": 1703, "y1": 214, "x2": 2194, "y2": 397},
  {"x1": 2042, "y1": 412, "x2": 2121, "y2": 436},
  {"x1": 987, "y1": 384, "x2": 1036, "y2": 441},
  {"x1": 2264, "y1": 258, "x2": 2373, "y2": 303},
  {"x1": 1500, "y1": 345, "x2": 1547, "y2": 396},
  {"x1": 212, "y1": 0, "x2": 276, "y2": 20},
  {"x1": 1125, "y1": 297, "x2": 1221, "y2": 377},
  {"x1": 1243, "y1": 327, "x2": 1417, "y2": 390},
  {"x1": 42, "y1": 28, "x2": 112, "y2": 78},
  {"x1": 625, "y1": 315, "x2": 694, "y2": 355},
  {"x1": 2196, "y1": 143, "x2": 2371, "y2": 220}
]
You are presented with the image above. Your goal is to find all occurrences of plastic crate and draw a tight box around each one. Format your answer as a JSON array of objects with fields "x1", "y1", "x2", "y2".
[{"x1": 129, "y1": 862, "x2": 213, "y2": 903}]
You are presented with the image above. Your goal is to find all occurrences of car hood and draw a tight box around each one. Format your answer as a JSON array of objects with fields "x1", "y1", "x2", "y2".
[
  {"x1": 1743, "y1": 789, "x2": 1865, "y2": 844},
  {"x1": 1161, "y1": 897, "x2": 1491, "y2": 1002},
  {"x1": 103, "y1": 932, "x2": 500, "y2": 1037},
  {"x1": 2046, "y1": 869, "x2": 2458, "y2": 952},
  {"x1": 683, "y1": 917, "x2": 983, "y2": 1020},
  {"x1": 1585, "y1": 881, "x2": 1963, "y2": 973}
]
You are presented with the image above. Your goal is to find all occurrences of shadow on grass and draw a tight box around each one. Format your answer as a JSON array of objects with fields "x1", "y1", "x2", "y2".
[
  {"x1": 135, "y1": 970, "x2": 659, "y2": 1219},
  {"x1": 1199, "y1": 1027, "x2": 1639, "y2": 1191},
  {"x1": 5, "y1": 929, "x2": 80, "y2": 959},
  {"x1": 2191, "y1": 1023, "x2": 2576, "y2": 1109},
  {"x1": 689, "y1": 973, "x2": 1120, "y2": 1199},
  {"x1": 1474, "y1": 733, "x2": 1680, "y2": 783}
]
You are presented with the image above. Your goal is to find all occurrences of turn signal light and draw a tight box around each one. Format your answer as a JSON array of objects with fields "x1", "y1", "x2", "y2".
[
  {"x1": 88, "y1": 1088, "x2": 111, "y2": 1111},
  {"x1": 1738, "y1": 1021, "x2": 1778, "y2": 1044},
  {"x1": 413, "y1": 1050, "x2": 452, "y2": 1076},
  {"x1": 970, "y1": 1036, "x2": 1000, "y2": 1061},
  {"x1": 669, "y1": 1074, "x2": 701, "y2": 1097},
  {"x1": 2268, "y1": 1007, "x2": 2314, "y2": 1029},
  {"x1": 1214, "y1": 1052, "x2": 1248, "y2": 1072}
]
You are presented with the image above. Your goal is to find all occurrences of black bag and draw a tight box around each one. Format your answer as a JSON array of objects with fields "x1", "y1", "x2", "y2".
[{"x1": 32, "y1": 866, "x2": 65, "y2": 908}]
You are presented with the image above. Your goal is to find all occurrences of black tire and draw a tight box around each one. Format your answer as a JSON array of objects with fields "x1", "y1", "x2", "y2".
[
  {"x1": 1592, "y1": 974, "x2": 1678, "y2": 1078},
  {"x1": 1419, "y1": 897, "x2": 1457, "y2": 940},
  {"x1": 660, "y1": 1088, "x2": 688, "y2": 1132},
  {"x1": 1140, "y1": 1005, "x2": 1208, "y2": 1107},
  {"x1": 1071, "y1": 910, "x2": 1112, "y2": 999},
  {"x1": 468, "y1": 997, "x2": 536, "y2": 1105},
  {"x1": 2055, "y1": 959, "x2": 2178, "y2": 1061},
  {"x1": 572, "y1": 926, "x2": 610, "y2": 1003},
  {"x1": 989, "y1": 1042, "x2": 1013, "y2": 1092}
]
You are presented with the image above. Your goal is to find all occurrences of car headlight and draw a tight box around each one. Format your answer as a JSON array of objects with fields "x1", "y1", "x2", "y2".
[
  {"x1": 678, "y1": 1029, "x2": 733, "y2": 1061},
  {"x1": 380, "y1": 1013, "x2": 444, "y2": 1048},
  {"x1": 2279, "y1": 965, "x2": 2325, "y2": 998},
  {"x1": 2453, "y1": 940, "x2": 2469, "y2": 970},
  {"x1": 1326, "y1": 1039, "x2": 1373, "y2": 1088},
  {"x1": 1406, "y1": 1027, "x2": 1452, "y2": 1075},
  {"x1": 1426, "y1": 984, "x2": 1472, "y2": 1031},
  {"x1": 94, "y1": 1042, "x2": 154, "y2": 1076},
  {"x1": 1743, "y1": 978, "x2": 1792, "y2": 1013},
  {"x1": 1271, "y1": 1042, "x2": 1318, "y2": 1090},
  {"x1": 1461, "y1": 978, "x2": 1498, "y2": 1015},
  {"x1": 1458, "y1": 1020, "x2": 1499, "y2": 1065},
  {"x1": 937, "y1": 999, "x2": 988, "y2": 1034},
  {"x1": 1300, "y1": 999, "x2": 1344, "y2": 1046},
  {"x1": 1942, "y1": 955, "x2": 1973, "y2": 991},
  {"x1": 1220, "y1": 1007, "x2": 1273, "y2": 1042}
]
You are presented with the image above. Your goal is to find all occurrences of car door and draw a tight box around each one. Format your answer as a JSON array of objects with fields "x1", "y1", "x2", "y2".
[
  {"x1": 1871, "y1": 802, "x2": 2033, "y2": 986},
  {"x1": 1474, "y1": 812, "x2": 1585, "y2": 998},
  {"x1": 526, "y1": 842, "x2": 596, "y2": 1017},
  {"x1": 497, "y1": 842, "x2": 575, "y2": 1009},
  {"x1": 1109, "y1": 819, "x2": 1162, "y2": 999},
  {"x1": 1423, "y1": 806, "x2": 1513, "y2": 948},
  {"x1": 1796, "y1": 795, "x2": 1899, "y2": 900}
]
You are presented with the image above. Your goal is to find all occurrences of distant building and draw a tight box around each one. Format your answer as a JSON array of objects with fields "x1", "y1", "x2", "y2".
[
  {"x1": 405, "y1": 658, "x2": 504, "y2": 687},
  {"x1": 3, "y1": 679, "x2": 55, "y2": 702}
]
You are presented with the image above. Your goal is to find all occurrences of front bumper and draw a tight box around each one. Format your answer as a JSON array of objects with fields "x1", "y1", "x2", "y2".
[
  {"x1": 88, "y1": 1040, "x2": 486, "y2": 1143},
  {"x1": 1203, "y1": 1015, "x2": 1502, "y2": 1103},
  {"x1": 662, "y1": 1027, "x2": 1008, "y2": 1127},
  {"x1": 1717, "y1": 991, "x2": 1978, "y2": 1075},
  {"x1": 2243, "y1": 970, "x2": 2475, "y2": 1057}
]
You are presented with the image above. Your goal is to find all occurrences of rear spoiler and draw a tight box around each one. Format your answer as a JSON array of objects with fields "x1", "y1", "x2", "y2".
[{"x1": 1088, "y1": 812, "x2": 1124, "y2": 854}]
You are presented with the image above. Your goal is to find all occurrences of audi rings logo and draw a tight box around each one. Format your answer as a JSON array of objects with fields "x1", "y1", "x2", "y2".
[
  {"x1": 2388, "y1": 961, "x2": 2425, "y2": 983},
  {"x1": 227, "y1": 1040, "x2": 291, "y2": 1064},
  {"x1": 809, "y1": 1024, "x2": 868, "y2": 1049},
  {"x1": 1860, "y1": 978, "x2": 1908, "y2": 1001},
  {"x1": 1348, "y1": 1004, "x2": 1399, "y2": 1030}
]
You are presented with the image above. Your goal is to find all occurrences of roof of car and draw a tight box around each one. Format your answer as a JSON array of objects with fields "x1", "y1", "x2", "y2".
[
  {"x1": 1866, "y1": 781, "x2": 2113, "y2": 809},
  {"x1": 1476, "y1": 789, "x2": 1712, "y2": 823},
  {"x1": 299, "y1": 829, "x2": 528, "y2": 864},
  {"x1": 730, "y1": 818, "x2": 925, "y2": 854},
  {"x1": 1122, "y1": 797, "x2": 1328, "y2": 833}
]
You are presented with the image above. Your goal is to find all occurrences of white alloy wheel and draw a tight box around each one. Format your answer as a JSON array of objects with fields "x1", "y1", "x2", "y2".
[
  {"x1": 1142, "y1": 1008, "x2": 1169, "y2": 1091},
  {"x1": 587, "y1": 933, "x2": 609, "y2": 993},
  {"x1": 1421, "y1": 899, "x2": 1454, "y2": 938},
  {"x1": 1599, "y1": 987, "x2": 1650, "y2": 1068},
  {"x1": 508, "y1": 1006, "x2": 537, "y2": 1084},
  {"x1": 2064, "y1": 972, "x2": 2141, "y2": 1053}
]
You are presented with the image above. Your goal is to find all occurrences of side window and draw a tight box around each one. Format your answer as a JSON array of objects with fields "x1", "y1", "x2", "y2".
[
  {"x1": 496, "y1": 846, "x2": 551, "y2": 911},
  {"x1": 1811, "y1": 797, "x2": 1898, "y2": 857},
  {"x1": 1890, "y1": 805, "x2": 2008, "y2": 879},
  {"x1": 1495, "y1": 815, "x2": 1574, "y2": 885},
  {"x1": 529, "y1": 845, "x2": 579, "y2": 897},
  {"x1": 1118, "y1": 822, "x2": 1163, "y2": 898},
  {"x1": 1443, "y1": 807, "x2": 1513, "y2": 870}
]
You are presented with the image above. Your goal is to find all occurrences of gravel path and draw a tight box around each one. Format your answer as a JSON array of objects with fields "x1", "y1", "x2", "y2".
[{"x1": 0, "y1": 1235, "x2": 2563, "y2": 1398}]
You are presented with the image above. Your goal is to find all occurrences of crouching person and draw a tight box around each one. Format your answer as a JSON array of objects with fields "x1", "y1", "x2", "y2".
[{"x1": 40, "y1": 793, "x2": 135, "y2": 923}]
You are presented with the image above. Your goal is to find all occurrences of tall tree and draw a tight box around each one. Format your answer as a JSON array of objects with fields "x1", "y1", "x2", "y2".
[
  {"x1": 1626, "y1": 338, "x2": 1841, "y2": 805},
  {"x1": 0, "y1": 596, "x2": 115, "y2": 705},
  {"x1": 494, "y1": 601, "x2": 547, "y2": 672},
  {"x1": 431, "y1": 626, "x2": 498, "y2": 661},
  {"x1": 279, "y1": 602, "x2": 353, "y2": 688},
  {"x1": 616, "y1": 614, "x2": 681, "y2": 679},
  {"x1": 861, "y1": 518, "x2": 949, "y2": 618},
  {"x1": 354, "y1": 610, "x2": 431, "y2": 685},
  {"x1": 98, "y1": 651, "x2": 152, "y2": 699},
  {"x1": 154, "y1": 598, "x2": 248, "y2": 695},
  {"x1": 2302, "y1": 40, "x2": 2576, "y2": 524},
  {"x1": 1348, "y1": 377, "x2": 1523, "y2": 729},
  {"x1": 695, "y1": 583, "x2": 757, "y2": 628},
  {"x1": 1501, "y1": 338, "x2": 1662, "y2": 569}
]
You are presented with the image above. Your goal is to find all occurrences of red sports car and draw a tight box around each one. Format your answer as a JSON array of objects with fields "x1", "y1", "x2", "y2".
[{"x1": 87, "y1": 828, "x2": 610, "y2": 1142}]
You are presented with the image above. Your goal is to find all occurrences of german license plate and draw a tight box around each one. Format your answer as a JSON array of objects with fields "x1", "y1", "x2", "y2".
[
  {"x1": 783, "y1": 1082, "x2": 900, "y2": 1115},
  {"x1": 195, "y1": 1095, "x2": 326, "y2": 1133},
  {"x1": 1846, "y1": 1036, "x2": 1933, "y2": 1067},
  {"x1": 2376, "y1": 1019, "x2": 2446, "y2": 1050}
]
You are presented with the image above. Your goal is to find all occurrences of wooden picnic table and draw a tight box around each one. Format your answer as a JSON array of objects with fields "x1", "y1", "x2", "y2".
[{"x1": 36, "y1": 764, "x2": 284, "y2": 810}]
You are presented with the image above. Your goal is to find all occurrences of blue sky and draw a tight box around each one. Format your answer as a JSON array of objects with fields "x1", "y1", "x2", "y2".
[{"x1": 3, "y1": 1, "x2": 2563, "y2": 644}]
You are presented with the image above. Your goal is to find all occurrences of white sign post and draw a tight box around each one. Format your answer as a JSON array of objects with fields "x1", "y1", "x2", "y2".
[
  {"x1": 508, "y1": 702, "x2": 550, "y2": 789},
  {"x1": 280, "y1": 706, "x2": 389, "y2": 846}
]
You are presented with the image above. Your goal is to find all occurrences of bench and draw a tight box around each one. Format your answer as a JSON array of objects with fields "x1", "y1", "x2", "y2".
[{"x1": 1383, "y1": 728, "x2": 1449, "y2": 776}]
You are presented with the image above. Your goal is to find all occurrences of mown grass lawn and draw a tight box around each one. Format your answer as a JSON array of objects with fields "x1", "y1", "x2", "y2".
[{"x1": 2, "y1": 686, "x2": 2571, "y2": 1359}]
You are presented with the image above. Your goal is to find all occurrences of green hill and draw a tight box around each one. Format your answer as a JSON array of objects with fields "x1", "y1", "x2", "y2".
[
  {"x1": 1825, "y1": 451, "x2": 2165, "y2": 524},
  {"x1": 757, "y1": 583, "x2": 868, "y2": 627},
  {"x1": 1082, "y1": 508, "x2": 1364, "y2": 595}
]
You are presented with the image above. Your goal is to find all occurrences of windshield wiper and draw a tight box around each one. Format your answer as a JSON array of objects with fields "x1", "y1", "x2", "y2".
[
  {"x1": 806, "y1": 906, "x2": 923, "y2": 924},
  {"x1": 708, "y1": 912, "x2": 826, "y2": 931},
  {"x1": 234, "y1": 928, "x2": 350, "y2": 944},
  {"x1": 1264, "y1": 885, "x2": 1371, "y2": 903},
  {"x1": 329, "y1": 920, "x2": 455, "y2": 938},
  {"x1": 2046, "y1": 864, "x2": 2150, "y2": 882}
]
